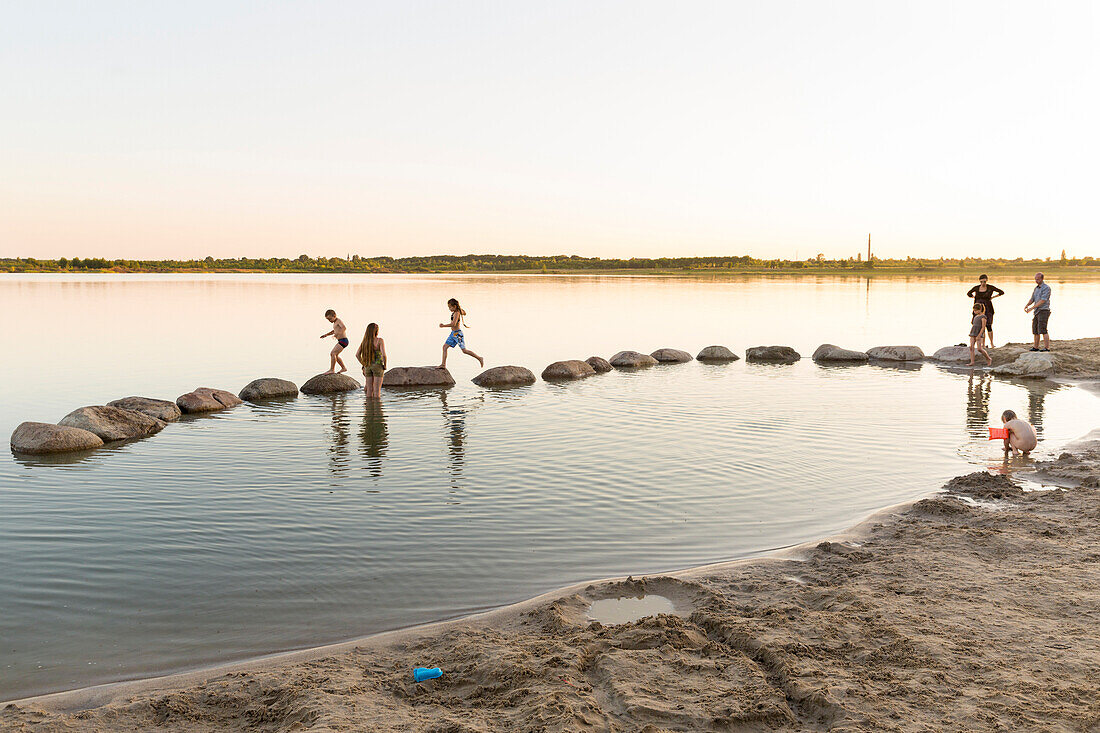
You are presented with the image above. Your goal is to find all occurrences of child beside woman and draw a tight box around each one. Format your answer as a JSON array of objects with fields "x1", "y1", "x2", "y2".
[
  {"x1": 355, "y1": 322, "x2": 387, "y2": 398},
  {"x1": 968, "y1": 303, "x2": 993, "y2": 367}
]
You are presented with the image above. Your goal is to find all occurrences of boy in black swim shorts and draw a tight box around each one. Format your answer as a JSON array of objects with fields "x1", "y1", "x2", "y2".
[{"x1": 320, "y1": 308, "x2": 349, "y2": 374}]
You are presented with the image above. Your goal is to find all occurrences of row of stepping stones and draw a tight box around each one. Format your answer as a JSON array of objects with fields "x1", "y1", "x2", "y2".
[{"x1": 10, "y1": 345, "x2": 929, "y2": 455}]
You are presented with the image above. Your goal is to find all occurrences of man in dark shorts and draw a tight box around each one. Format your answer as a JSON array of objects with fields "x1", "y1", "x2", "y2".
[{"x1": 1024, "y1": 272, "x2": 1051, "y2": 352}]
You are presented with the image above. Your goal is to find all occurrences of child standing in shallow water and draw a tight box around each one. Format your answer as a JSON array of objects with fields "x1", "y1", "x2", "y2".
[
  {"x1": 356, "y1": 322, "x2": 386, "y2": 398},
  {"x1": 320, "y1": 309, "x2": 349, "y2": 374},
  {"x1": 438, "y1": 298, "x2": 484, "y2": 369},
  {"x1": 968, "y1": 303, "x2": 992, "y2": 367}
]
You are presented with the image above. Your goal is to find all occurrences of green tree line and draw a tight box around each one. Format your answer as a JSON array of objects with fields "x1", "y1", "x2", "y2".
[{"x1": 3, "y1": 252, "x2": 1097, "y2": 274}]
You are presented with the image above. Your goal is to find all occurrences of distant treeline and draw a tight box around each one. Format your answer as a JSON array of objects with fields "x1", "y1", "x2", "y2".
[{"x1": 3, "y1": 253, "x2": 1098, "y2": 274}]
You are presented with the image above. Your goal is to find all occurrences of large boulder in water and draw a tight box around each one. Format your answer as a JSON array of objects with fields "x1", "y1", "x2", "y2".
[
  {"x1": 609, "y1": 351, "x2": 658, "y2": 368},
  {"x1": 866, "y1": 345, "x2": 925, "y2": 362},
  {"x1": 991, "y1": 352, "x2": 1055, "y2": 379},
  {"x1": 696, "y1": 345, "x2": 739, "y2": 362},
  {"x1": 11, "y1": 422, "x2": 104, "y2": 454},
  {"x1": 472, "y1": 365, "x2": 537, "y2": 388},
  {"x1": 239, "y1": 378, "x2": 299, "y2": 401},
  {"x1": 107, "y1": 396, "x2": 182, "y2": 422},
  {"x1": 300, "y1": 373, "x2": 360, "y2": 395},
  {"x1": 383, "y1": 366, "x2": 455, "y2": 388},
  {"x1": 650, "y1": 348, "x2": 693, "y2": 363},
  {"x1": 176, "y1": 387, "x2": 245, "y2": 413},
  {"x1": 929, "y1": 345, "x2": 972, "y2": 364},
  {"x1": 542, "y1": 360, "x2": 597, "y2": 381},
  {"x1": 58, "y1": 405, "x2": 166, "y2": 441},
  {"x1": 812, "y1": 344, "x2": 869, "y2": 363},
  {"x1": 746, "y1": 346, "x2": 801, "y2": 364},
  {"x1": 585, "y1": 356, "x2": 613, "y2": 373}
]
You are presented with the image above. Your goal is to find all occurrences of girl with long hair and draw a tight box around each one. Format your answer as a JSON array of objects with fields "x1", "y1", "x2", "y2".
[
  {"x1": 967, "y1": 303, "x2": 992, "y2": 367},
  {"x1": 438, "y1": 298, "x2": 484, "y2": 369},
  {"x1": 966, "y1": 274, "x2": 1004, "y2": 347},
  {"x1": 356, "y1": 322, "x2": 387, "y2": 398}
]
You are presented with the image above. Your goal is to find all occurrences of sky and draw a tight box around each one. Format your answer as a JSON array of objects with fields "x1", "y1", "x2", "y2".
[{"x1": 2, "y1": 1, "x2": 1097, "y2": 261}]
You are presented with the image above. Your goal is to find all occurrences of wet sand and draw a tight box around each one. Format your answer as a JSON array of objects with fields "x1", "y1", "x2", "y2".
[{"x1": 5, "y1": 352, "x2": 1100, "y2": 731}]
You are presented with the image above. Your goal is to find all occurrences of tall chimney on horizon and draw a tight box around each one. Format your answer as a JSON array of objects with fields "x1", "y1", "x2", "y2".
[{"x1": 867, "y1": 233, "x2": 871, "y2": 262}]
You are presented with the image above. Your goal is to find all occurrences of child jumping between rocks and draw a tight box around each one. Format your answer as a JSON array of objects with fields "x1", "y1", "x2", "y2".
[{"x1": 438, "y1": 298, "x2": 484, "y2": 369}]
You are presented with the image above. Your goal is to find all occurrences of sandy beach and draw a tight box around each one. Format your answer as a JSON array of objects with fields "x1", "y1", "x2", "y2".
[{"x1": 4, "y1": 341, "x2": 1100, "y2": 731}]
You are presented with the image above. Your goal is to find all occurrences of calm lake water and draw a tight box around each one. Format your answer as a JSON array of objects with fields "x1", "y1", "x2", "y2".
[{"x1": 2, "y1": 273, "x2": 1098, "y2": 700}]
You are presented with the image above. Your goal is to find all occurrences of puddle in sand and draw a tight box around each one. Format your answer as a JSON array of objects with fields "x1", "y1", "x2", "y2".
[{"x1": 587, "y1": 594, "x2": 681, "y2": 624}]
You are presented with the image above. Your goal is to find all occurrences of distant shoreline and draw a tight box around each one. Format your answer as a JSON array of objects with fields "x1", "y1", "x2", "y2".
[
  {"x1": 4, "y1": 252, "x2": 1099, "y2": 277},
  {"x1": 5, "y1": 265, "x2": 1100, "y2": 277}
]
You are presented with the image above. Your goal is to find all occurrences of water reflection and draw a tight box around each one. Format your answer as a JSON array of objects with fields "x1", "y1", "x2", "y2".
[
  {"x1": 326, "y1": 394, "x2": 351, "y2": 479},
  {"x1": 438, "y1": 391, "x2": 480, "y2": 494},
  {"x1": 991, "y1": 451, "x2": 1037, "y2": 475},
  {"x1": 965, "y1": 372, "x2": 991, "y2": 440},
  {"x1": 869, "y1": 360, "x2": 923, "y2": 372},
  {"x1": 1028, "y1": 387, "x2": 1048, "y2": 438},
  {"x1": 359, "y1": 399, "x2": 388, "y2": 478}
]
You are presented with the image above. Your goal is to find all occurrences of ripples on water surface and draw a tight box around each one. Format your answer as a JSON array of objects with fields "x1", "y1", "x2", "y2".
[{"x1": 1, "y1": 273, "x2": 1098, "y2": 699}]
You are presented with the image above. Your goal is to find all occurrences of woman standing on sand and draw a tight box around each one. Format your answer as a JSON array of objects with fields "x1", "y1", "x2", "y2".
[
  {"x1": 356, "y1": 322, "x2": 386, "y2": 398},
  {"x1": 967, "y1": 274, "x2": 1004, "y2": 347},
  {"x1": 438, "y1": 298, "x2": 484, "y2": 369}
]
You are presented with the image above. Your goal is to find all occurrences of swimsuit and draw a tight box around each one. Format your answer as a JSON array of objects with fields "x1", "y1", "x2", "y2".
[
  {"x1": 969, "y1": 314, "x2": 986, "y2": 338},
  {"x1": 363, "y1": 342, "x2": 386, "y2": 377},
  {"x1": 445, "y1": 330, "x2": 465, "y2": 349},
  {"x1": 444, "y1": 311, "x2": 465, "y2": 348},
  {"x1": 337, "y1": 337, "x2": 349, "y2": 348}
]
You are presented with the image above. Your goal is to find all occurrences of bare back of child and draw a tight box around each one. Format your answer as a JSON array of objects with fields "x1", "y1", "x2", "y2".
[
  {"x1": 320, "y1": 309, "x2": 349, "y2": 374},
  {"x1": 1001, "y1": 410, "x2": 1038, "y2": 456}
]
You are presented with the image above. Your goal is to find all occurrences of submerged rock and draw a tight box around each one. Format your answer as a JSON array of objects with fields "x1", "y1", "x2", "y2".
[
  {"x1": 542, "y1": 360, "x2": 597, "y2": 381},
  {"x1": 650, "y1": 348, "x2": 693, "y2": 363},
  {"x1": 745, "y1": 346, "x2": 801, "y2": 364},
  {"x1": 58, "y1": 405, "x2": 166, "y2": 442},
  {"x1": 866, "y1": 345, "x2": 925, "y2": 362},
  {"x1": 991, "y1": 352, "x2": 1055, "y2": 379},
  {"x1": 107, "y1": 396, "x2": 182, "y2": 422},
  {"x1": 472, "y1": 365, "x2": 537, "y2": 388},
  {"x1": 176, "y1": 387, "x2": 245, "y2": 413},
  {"x1": 300, "y1": 373, "x2": 361, "y2": 395},
  {"x1": 696, "y1": 345, "x2": 740, "y2": 362},
  {"x1": 383, "y1": 366, "x2": 455, "y2": 388},
  {"x1": 609, "y1": 351, "x2": 659, "y2": 368},
  {"x1": 11, "y1": 421, "x2": 104, "y2": 454},
  {"x1": 929, "y1": 346, "x2": 972, "y2": 364},
  {"x1": 812, "y1": 344, "x2": 869, "y2": 363},
  {"x1": 239, "y1": 378, "x2": 299, "y2": 401},
  {"x1": 585, "y1": 356, "x2": 613, "y2": 373}
]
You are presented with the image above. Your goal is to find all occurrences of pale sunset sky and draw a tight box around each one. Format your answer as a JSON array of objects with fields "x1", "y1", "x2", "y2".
[{"x1": 2, "y1": 1, "x2": 1097, "y2": 261}]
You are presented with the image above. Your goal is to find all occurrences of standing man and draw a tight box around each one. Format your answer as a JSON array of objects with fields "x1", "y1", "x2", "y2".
[{"x1": 1024, "y1": 272, "x2": 1051, "y2": 352}]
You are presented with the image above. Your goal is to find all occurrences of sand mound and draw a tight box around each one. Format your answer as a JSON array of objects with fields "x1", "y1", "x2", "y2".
[
  {"x1": 943, "y1": 471, "x2": 1023, "y2": 499},
  {"x1": 1033, "y1": 447, "x2": 1100, "y2": 488}
]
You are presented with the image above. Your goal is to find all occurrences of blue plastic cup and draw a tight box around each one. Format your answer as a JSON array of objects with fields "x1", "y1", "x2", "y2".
[{"x1": 413, "y1": 667, "x2": 443, "y2": 682}]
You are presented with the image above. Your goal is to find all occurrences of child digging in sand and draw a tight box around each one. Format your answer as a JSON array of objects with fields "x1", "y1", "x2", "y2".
[
  {"x1": 968, "y1": 303, "x2": 992, "y2": 367},
  {"x1": 320, "y1": 309, "x2": 349, "y2": 374},
  {"x1": 438, "y1": 298, "x2": 484, "y2": 369},
  {"x1": 1001, "y1": 410, "x2": 1038, "y2": 456}
]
